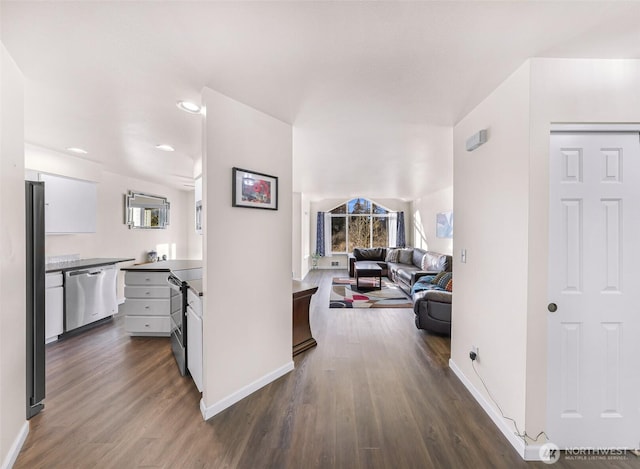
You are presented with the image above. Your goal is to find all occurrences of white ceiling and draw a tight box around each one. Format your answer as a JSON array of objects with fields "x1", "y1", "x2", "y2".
[{"x1": 2, "y1": 1, "x2": 640, "y2": 198}]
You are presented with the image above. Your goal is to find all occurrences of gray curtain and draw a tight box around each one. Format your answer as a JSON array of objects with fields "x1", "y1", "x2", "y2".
[
  {"x1": 316, "y1": 212, "x2": 325, "y2": 256},
  {"x1": 397, "y1": 211, "x2": 406, "y2": 248}
]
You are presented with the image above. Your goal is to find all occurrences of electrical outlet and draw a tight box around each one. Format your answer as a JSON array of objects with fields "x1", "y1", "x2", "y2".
[
  {"x1": 469, "y1": 345, "x2": 479, "y2": 361},
  {"x1": 331, "y1": 261, "x2": 339, "y2": 266}
]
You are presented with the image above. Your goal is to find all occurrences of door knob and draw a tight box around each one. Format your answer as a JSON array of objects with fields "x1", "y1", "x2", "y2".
[{"x1": 548, "y1": 303, "x2": 558, "y2": 313}]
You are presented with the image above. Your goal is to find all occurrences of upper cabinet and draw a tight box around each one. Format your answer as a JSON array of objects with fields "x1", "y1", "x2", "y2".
[
  {"x1": 194, "y1": 176, "x2": 202, "y2": 235},
  {"x1": 39, "y1": 173, "x2": 97, "y2": 234}
]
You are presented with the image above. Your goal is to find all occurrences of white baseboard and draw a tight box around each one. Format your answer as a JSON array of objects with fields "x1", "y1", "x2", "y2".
[
  {"x1": 200, "y1": 361, "x2": 294, "y2": 421},
  {"x1": 1, "y1": 421, "x2": 29, "y2": 469},
  {"x1": 449, "y1": 359, "x2": 542, "y2": 461}
]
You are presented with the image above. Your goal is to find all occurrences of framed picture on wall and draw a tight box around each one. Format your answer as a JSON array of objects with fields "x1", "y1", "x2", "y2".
[
  {"x1": 436, "y1": 211, "x2": 453, "y2": 238},
  {"x1": 232, "y1": 167, "x2": 278, "y2": 210}
]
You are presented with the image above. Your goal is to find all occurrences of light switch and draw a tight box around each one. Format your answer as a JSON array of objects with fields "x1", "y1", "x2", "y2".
[{"x1": 461, "y1": 249, "x2": 467, "y2": 264}]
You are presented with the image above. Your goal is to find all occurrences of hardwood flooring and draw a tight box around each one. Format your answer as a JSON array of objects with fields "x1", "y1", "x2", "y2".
[{"x1": 15, "y1": 269, "x2": 639, "y2": 468}]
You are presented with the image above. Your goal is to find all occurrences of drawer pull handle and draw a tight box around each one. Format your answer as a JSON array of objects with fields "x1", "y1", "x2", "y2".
[
  {"x1": 145, "y1": 292, "x2": 150, "y2": 295},
  {"x1": 145, "y1": 305, "x2": 150, "y2": 309},
  {"x1": 144, "y1": 324, "x2": 150, "y2": 327}
]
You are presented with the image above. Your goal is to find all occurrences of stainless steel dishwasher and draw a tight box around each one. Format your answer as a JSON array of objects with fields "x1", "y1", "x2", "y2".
[{"x1": 65, "y1": 264, "x2": 118, "y2": 331}]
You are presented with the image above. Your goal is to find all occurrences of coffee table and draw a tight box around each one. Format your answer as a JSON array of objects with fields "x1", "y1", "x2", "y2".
[{"x1": 354, "y1": 262, "x2": 382, "y2": 290}]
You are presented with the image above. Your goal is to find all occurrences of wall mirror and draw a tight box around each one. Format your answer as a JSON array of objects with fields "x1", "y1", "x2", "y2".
[{"x1": 125, "y1": 191, "x2": 170, "y2": 229}]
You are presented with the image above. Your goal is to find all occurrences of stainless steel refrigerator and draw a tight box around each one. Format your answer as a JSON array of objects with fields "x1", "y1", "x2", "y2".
[{"x1": 26, "y1": 180, "x2": 45, "y2": 419}]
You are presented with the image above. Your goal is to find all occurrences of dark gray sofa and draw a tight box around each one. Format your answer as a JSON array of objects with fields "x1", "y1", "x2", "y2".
[
  {"x1": 348, "y1": 247, "x2": 451, "y2": 295},
  {"x1": 348, "y1": 247, "x2": 453, "y2": 335},
  {"x1": 412, "y1": 286, "x2": 452, "y2": 335}
]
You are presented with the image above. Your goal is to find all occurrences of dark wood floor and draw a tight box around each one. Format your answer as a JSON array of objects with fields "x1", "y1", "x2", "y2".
[{"x1": 15, "y1": 269, "x2": 639, "y2": 468}]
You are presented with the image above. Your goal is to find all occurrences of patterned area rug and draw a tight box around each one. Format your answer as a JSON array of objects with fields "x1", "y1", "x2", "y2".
[{"x1": 330, "y1": 277, "x2": 412, "y2": 308}]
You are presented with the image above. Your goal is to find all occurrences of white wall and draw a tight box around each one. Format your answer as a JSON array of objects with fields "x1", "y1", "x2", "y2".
[
  {"x1": 411, "y1": 186, "x2": 453, "y2": 255},
  {"x1": 452, "y1": 58, "x2": 640, "y2": 454},
  {"x1": 0, "y1": 42, "x2": 28, "y2": 469},
  {"x1": 201, "y1": 87, "x2": 293, "y2": 417},
  {"x1": 25, "y1": 144, "x2": 198, "y2": 302},
  {"x1": 452, "y1": 62, "x2": 532, "y2": 436},
  {"x1": 525, "y1": 57, "x2": 640, "y2": 435},
  {"x1": 291, "y1": 192, "x2": 310, "y2": 280}
]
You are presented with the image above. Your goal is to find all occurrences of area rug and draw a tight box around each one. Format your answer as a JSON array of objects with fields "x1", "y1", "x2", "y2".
[{"x1": 329, "y1": 277, "x2": 412, "y2": 308}]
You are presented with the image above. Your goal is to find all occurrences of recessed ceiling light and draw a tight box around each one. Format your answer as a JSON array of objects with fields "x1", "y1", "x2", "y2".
[
  {"x1": 155, "y1": 144, "x2": 175, "y2": 152},
  {"x1": 176, "y1": 101, "x2": 202, "y2": 114},
  {"x1": 66, "y1": 147, "x2": 88, "y2": 155}
]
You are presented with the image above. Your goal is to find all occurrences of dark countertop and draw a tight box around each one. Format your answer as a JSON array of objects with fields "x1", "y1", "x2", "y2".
[
  {"x1": 46, "y1": 257, "x2": 135, "y2": 274},
  {"x1": 187, "y1": 279, "x2": 204, "y2": 296},
  {"x1": 120, "y1": 260, "x2": 202, "y2": 272}
]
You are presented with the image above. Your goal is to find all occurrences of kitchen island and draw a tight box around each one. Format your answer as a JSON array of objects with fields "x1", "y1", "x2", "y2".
[{"x1": 120, "y1": 260, "x2": 202, "y2": 336}]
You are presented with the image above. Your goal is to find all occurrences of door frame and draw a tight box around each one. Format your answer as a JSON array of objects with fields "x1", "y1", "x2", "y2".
[{"x1": 547, "y1": 124, "x2": 640, "y2": 449}]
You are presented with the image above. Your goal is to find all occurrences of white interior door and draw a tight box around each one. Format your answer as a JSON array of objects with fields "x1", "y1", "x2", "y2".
[{"x1": 548, "y1": 132, "x2": 640, "y2": 448}]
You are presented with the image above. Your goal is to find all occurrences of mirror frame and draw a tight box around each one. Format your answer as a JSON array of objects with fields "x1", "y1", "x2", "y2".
[{"x1": 124, "y1": 191, "x2": 170, "y2": 229}]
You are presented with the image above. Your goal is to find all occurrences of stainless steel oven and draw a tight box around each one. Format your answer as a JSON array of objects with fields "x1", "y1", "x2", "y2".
[{"x1": 168, "y1": 274, "x2": 187, "y2": 376}]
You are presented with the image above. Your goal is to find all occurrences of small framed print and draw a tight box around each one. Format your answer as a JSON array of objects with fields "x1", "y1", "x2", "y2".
[
  {"x1": 436, "y1": 211, "x2": 453, "y2": 238},
  {"x1": 232, "y1": 167, "x2": 278, "y2": 210}
]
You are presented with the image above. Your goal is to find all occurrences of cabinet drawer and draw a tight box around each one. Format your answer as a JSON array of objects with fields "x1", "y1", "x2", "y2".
[
  {"x1": 125, "y1": 286, "x2": 169, "y2": 299},
  {"x1": 121, "y1": 298, "x2": 169, "y2": 316},
  {"x1": 187, "y1": 289, "x2": 202, "y2": 317},
  {"x1": 125, "y1": 271, "x2": 170, "y2": 286},
  {"x1": 46, "y1": 272, "x2": 63, "y2": 288},
  {"x1": 125, "y1": 315, "x2": 170, "y2": 335}
]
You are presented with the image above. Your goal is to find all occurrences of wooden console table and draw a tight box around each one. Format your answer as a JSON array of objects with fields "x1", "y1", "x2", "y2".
[{"x1": 292, "y1": 280, "x2": 318, "y2": 356}]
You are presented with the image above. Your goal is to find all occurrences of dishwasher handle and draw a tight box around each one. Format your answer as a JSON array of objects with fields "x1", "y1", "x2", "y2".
[{"x1": 67, "y1": 269, "x2": 104, "y2": 277}]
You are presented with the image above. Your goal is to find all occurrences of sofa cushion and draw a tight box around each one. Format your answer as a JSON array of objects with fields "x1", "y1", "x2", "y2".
[
  {"x1": 421, "y1": 252, "x2": 449, "y2": 272},
  {"x1": 412, "y1": 248, "x2": 427, "y2": 268},
  {"x1": 353, "y1": 247, "x2": 386, "y2": 261},
  {"x1": 396, "y1": 268, "x2": 414, "y2": 285},
  {"x1": 435, "y1": 272, "x2": 452, "y2": 289},
  {"x1": 423, "y1": 289, "x2": 452, "y2": 304},
  {"x1": 445, "y1": 278, "x2": 453, "y2": 292},
  {"x1": 385, "y1": 248, "x2": 400, "y2": 263},
  {"x1": 397, "y1": 248, "x2": 414, "y2": 265}
]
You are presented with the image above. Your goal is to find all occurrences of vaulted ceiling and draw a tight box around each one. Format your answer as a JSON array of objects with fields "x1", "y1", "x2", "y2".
[{"x1": 2, "y1": 1, "x2": 640, "y2": 198}]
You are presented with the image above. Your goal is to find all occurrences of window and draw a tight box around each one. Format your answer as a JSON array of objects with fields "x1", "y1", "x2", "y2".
[{"x1": 329, "y1": 198, "x2": 392, "y2": 253}]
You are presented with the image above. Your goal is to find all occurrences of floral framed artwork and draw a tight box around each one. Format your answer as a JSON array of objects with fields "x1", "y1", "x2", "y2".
[
  {"x1": 232, "y1": 167, "x2": 278, "y2": 210},
  {"x1": 436, "y1": 211, "x2": 453, "y2": 238}
]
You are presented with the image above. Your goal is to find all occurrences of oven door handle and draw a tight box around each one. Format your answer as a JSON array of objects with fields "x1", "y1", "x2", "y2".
[{"x1": 168, "y1": 275, "x2": 182, "y2": 288}]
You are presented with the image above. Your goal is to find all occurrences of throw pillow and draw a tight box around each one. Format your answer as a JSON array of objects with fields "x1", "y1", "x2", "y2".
[
  {"x1": 445, "y1": 278, "x2": 453, "y2": 292},
  {"x1": 436, "y1": 272, "x2": 452, "y2": 289},
  {"x1": 385, "y1": 248, "x2": 400, "y2": 263},
  {"x1": 397, "y1": 248, "x2": 414, "y2": 265},
  {"x1": 432, "y1": 271, "x2": 448, "y2": 285}
]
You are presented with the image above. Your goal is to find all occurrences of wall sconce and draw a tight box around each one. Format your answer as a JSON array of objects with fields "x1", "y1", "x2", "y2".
[{"x1": 466, "y1": 129, "x2": 488, "y2": 151}]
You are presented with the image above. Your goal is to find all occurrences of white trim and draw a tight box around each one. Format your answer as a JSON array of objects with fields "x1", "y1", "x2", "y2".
[
  {"x1": 200, "y1": 361, "x2": 294, "y2": 421},
  {"x1": 449, "y1": 359, "x2": 543, "y2": 461},
  {"x1": 550, "y1": 123, "x2": 640, "y2": 132},
  {"x1": 1, "y1": 421, "x2": 29, "y2": 469}
]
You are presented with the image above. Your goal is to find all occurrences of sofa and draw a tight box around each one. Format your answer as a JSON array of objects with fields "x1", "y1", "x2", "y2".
[
  {"x1": 348, "y1": 247, "x2": 451, "y2": 295},
  {"x1": 411, "y1": 273, "x2": 453, "y2": 335},
  {"x1": 348, "y1": 246, "x2": 453, "y2": 335}
]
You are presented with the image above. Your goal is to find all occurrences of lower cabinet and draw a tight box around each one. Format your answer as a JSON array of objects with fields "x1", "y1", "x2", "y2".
[
  {"x1": 187, "y1": 289, "x2": 203, "y2": 392},
  {"x1": 122, "y1": 271, "x2": 171, "y2": 336},
  {"x1": 45, "y1": 272, "x2": 64, "y2": 343}
]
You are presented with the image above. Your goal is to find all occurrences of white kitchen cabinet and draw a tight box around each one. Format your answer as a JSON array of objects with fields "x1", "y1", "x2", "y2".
[
  {"x1": 45, "y1": 272, "x2": 64, "y2": 343},
  {"x1": 39, "y1": 173, "x2": 97, "y2": 234},
  {"x1": 122, "y1": 271, "x2": 171, "y2": 336},
  {"x1": 187, "y1": 288, "x2": 202, "y2": 392}
]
